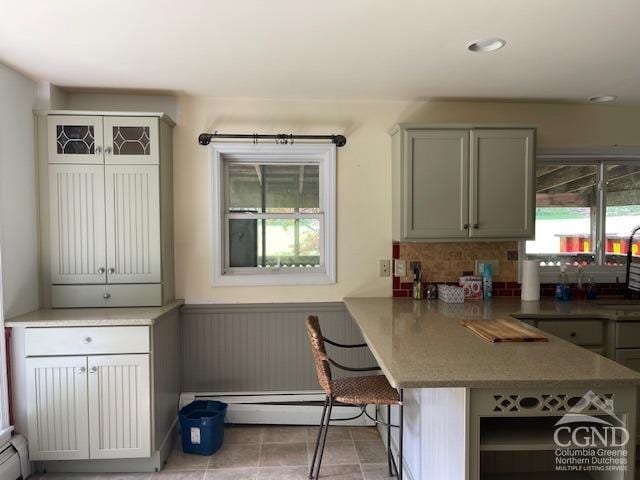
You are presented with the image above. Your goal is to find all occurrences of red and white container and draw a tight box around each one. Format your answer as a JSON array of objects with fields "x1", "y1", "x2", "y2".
[{"x1": 459, "y1": 276, "x2": 483, "y2": 301}]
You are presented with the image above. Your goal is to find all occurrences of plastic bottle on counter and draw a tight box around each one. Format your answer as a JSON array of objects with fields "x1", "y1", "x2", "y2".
[{"x1": 482, "y1": 263, "x2": 493, "y2": 299}]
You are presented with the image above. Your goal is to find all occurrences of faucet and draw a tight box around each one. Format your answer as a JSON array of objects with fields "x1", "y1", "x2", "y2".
[{"x1": 624, "y1": 225, "x2": 640, "y2": 299}]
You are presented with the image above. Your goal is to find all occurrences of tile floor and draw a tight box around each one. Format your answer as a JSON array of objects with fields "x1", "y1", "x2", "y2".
[{"x1": 31, "y1": 425, "x2": 393, "y2": 480}]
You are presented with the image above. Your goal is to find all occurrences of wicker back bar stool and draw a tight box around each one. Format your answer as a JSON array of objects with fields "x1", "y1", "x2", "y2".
[{"x1": 305, "y1": 315, "x2": 404, "y2": 480}]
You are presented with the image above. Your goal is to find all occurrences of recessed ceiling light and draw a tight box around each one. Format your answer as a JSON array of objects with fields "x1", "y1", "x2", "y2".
[
  {"x1": 588, "y1": 95, "x2": 617, "y2": 103},
  {"x1": 468, "y1": 38, "x2": 506, "y2": 53}
]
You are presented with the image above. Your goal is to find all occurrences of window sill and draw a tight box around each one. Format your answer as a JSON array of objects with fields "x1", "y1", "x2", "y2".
[{"x1": 212, "y1": 271, "x2": 336, "y2": 286}]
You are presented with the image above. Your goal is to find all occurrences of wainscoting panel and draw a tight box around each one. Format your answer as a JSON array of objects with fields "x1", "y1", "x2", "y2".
[{"x1": 180, "y1": 302, "x2": 376, "y2": 392}]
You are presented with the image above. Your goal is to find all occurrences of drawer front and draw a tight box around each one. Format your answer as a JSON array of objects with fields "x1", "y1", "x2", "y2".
[
  {"x1": 51, "y1": 284, "x2": 162, "y2": 308},
  {"x1": 26, "y1": 326, "x2": 150, "y2": 356},
  {"x1": 537, "y1": 320, "x2": 603, "y2": 346},
  {"x1": 616, "y1": 322, "x2": 640, "y2": 349}
]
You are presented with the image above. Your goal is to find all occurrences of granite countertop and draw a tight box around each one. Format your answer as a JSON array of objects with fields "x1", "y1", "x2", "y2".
[
  {"x1": 4, "y1": 300, "x2": 184, "y2": 327},
  {"x1": 343, "y1": 297, "x2": 640, "y2": 389}
]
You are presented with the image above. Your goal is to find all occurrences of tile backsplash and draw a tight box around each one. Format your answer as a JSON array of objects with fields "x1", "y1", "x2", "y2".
[
  {"x1": 394, "y1": 241, "x2": 519, "y2": 283},
  {"x1": 391, "y1": 241, "x2": 625, "y2": 298}
]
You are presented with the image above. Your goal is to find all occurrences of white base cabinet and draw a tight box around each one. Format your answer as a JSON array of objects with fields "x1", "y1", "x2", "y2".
[{"x1": 25, "y1": 327, "x2": 152, "y2": 461}]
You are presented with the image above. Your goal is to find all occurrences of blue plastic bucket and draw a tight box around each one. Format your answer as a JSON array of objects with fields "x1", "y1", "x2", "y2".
[{"x1": 179, "y1": 400, "x2": 228, "y2": 455}]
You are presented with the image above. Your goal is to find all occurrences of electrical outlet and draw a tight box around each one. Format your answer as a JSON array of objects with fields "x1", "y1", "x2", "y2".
[
  {"x1": 394, "y1": 259, "x2": 407, "y2": 277},
  {"x1": 379, "y1": 259, "x2": 391, "y2": 277},
  {"x1": 475, "y1": 259, "x2": 500, "y2": 276}
]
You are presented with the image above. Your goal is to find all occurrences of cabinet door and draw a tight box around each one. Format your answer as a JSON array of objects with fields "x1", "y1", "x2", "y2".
[
  {"x1": 403, "y1": 130, "x2": 470, "y2": 239},
  {"x1": 88, "y1": 355, "x2": 151, "y2": 459},
  {"x1": 103, "y1": 117, "x2": 159, "y2": 165},
  {"x1": 26, "y1": 356, "x2": 89, "y2": 460},
  {"x1": 47, "y1": 116, "x2": 104, "y2": 164},
  {"x1": 49, "y1": 164, "x2": 107, "y2": 284},
  {"x1": 105, "y1": 165, "x2": 161, "y2": 283},
  {"x1": 616, "y1": 349, "x2": 640, "y2": 371},
  {"x1": 469, "y1": 129, "x2": 535, "y2": 238}
]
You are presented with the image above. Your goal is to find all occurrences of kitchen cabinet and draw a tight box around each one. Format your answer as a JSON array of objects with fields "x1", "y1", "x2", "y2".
[
  {"x1": 391, "y1": 124, "x2": 535, "y2": 241},
  {"x1": 25, "y1": 326, "x2": 151, "y2": 461},
  {"x1": 37, "y1": 111, "x2": 175, "y2": 307}
]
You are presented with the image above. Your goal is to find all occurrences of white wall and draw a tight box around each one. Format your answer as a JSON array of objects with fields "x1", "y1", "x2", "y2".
[
  {"x1": 65, "y1": 92, "x2": 179, "y2": 121},
  {"x1": 0, "y1": 63, "x2": 39, "y2": 318},
  {"x1": 173, "y1": 97, "x2": 640, "y2": 304}
]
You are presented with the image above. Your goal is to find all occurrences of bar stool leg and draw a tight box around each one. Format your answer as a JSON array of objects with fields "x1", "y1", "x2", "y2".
[
  {"x1": 313, "y1": 396, "x2": 333, "y2": 480},
  {"x1": 387, "y1": 404, "x2": 393, "y2": 476},
  {"x1": 309, "y1": 396, "x2": 329, "y2": 479}
]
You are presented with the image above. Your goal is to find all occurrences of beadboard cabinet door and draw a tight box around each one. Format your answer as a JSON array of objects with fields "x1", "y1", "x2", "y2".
[
  {"x1": 47, "y1": 116, "x2": 104, "y2": 164},
  {"x1": 105, "y1": 165, "x2": 161, "y2": 284},
  {"x1": 26, "y1": 356, "x2": 90, "y2": 460},
  {"x1": 103, "y1": 117, "x2": 159, "y2": 165},
  {"x1": 87, "y1": 355, "x2": 151, "y2": 459},
  {"x1": 403, "y1": 130, "x2": 470, "y2": 239},
  {"x1": 48, "y1": 164, "x2": 107, "y2": 284},
  {"x1": 469, "y1": 129, "x2": 535, "y2": 238}
]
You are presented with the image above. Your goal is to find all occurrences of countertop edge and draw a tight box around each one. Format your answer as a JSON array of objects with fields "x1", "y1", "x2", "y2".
[{"x1": 5, "y1": 300, "x2": 185, "y2": 327}]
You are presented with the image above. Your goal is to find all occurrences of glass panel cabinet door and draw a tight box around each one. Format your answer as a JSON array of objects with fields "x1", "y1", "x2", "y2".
[
  {"x1": 103, "y1": 117, "x2": 159, "y2": 165},
  {"x1": 47, "y1": 116, "x2": 104, "y2": 164}
]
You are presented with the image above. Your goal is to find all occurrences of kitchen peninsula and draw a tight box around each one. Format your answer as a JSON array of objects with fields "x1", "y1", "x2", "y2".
[{"x1": 344, "y1": 297, "x2": 640, "y2": 480}]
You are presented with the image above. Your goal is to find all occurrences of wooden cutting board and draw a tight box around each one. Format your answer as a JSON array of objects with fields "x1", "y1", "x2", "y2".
[{"x1": 461, "y1": 319, "x2": 548, "y2": 343}]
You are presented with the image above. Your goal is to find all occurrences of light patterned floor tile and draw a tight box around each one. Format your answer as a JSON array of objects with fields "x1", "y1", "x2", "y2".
[
  {"x1": 361, "y1": 463, "x2": 394, "y2": 480},
  {"x1": 204, "y1": 468, "x2": 258, "y2": 479},
  {"x1": 164, "y1": 446, "x2": 211, "y2": 471},
  {"x1": 208, "y1": 444, "x2": 261, "y2": 469},
  {"x1": 316, "y1": 441, "x2": 359, "y2": 465},
  {"x1": 152, "y1": 471, "x2": 206, "y2": 480},
  {"x1": 354, "y1": 440, "x2": 388, "y2": 464},
  {"x1": 259, "y1": 442, "x2": 309, "y2": 467},
  {"x1": 258, "y1": 464, "x2": 362, "y2": 480},
  {"x1": 261, "y1": 426, "x2": 308, "y2": 444},
  {"x1": 306, "y1": 426, "x2": 352, "y2": 443},
  {"x1": 349, "y1": 427, "x2": 382, "y2": 441},
  {"x1": 225, "y1": 426, "x2": 263, "y2": 445}
]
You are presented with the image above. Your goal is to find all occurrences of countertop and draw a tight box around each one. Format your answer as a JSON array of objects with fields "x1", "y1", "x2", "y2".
[
  {"x1": 343, "y1": 297, "x2": 640, "y2": 389},
  {"x1": 4, "y1": 300, "x2": 184, "y2": 327}
]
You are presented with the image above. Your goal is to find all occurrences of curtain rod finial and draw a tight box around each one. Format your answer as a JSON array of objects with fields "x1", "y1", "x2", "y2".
[
  {"x1": 198, "y1": 134, "x2": 212, "y2": 146},
  {"x1": 334, "y1": 135, "x2": 347, "y2": 147}
]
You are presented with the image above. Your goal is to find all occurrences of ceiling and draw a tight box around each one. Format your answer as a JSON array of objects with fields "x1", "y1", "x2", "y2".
[{"x1": 1, "y1": 0, "x2": 639, "y2": 102}]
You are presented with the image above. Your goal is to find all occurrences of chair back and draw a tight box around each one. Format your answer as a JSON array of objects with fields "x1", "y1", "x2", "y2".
[{"x1": 305, "y1": 315, "x2": 333, "y2": 396}]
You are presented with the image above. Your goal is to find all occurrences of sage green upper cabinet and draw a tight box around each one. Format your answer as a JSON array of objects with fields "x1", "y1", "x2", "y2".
[
  {"x1": 469, "y1": 129, "x2": 535, "y2": 238},
  {"x1": 391, "y1": 124, "x2": 536, "y2": 242},
  {"x1": 403, "y1": 130, "x2": 470, "y2": 239}
]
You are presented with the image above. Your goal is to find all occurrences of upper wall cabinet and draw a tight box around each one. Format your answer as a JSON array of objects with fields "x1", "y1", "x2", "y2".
[
  {"x1": 37, "y1": 111, "x2": 175, "y2": 308},
  {"x1": 391, "y1": 124, "x2": 535, "y2": 242}
]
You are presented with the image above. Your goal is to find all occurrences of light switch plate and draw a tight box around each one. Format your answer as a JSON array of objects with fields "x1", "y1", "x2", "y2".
[
  {"x1": 379, "y1": 259, "x2": 391, "y2": 277},
  {"x1": 394, "y1": 259, "x2": 406, "y2": 277},
  {"x1": 475, "y1": 259, "x2": 500, "y2": 276}
]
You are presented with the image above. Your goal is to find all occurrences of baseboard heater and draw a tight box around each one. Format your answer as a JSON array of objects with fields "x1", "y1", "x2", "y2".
[
  {"x1": 0, "y1": 436, "x2": 29, "y2": 480},
  {"x1": 179, "y1": 391, "x2": 375, "y2": 426}
]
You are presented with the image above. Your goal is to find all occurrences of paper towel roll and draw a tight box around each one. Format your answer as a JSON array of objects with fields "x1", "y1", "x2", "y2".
[{"x1": 521, "y1": 260, "x2": 540, "y2": 301}]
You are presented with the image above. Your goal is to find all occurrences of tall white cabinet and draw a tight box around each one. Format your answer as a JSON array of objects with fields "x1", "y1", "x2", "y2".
[
  {"x1": 36, "y1": 112, "x2": 175, "y2": 307},
  {"x1": 391, "y1": 124, "x2": 536, "y2": 241}
]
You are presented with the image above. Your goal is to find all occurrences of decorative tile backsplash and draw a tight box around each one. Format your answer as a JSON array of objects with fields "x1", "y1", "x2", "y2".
[{"x1": 391, "y1": 241, "x2": 625, "y2": 298}]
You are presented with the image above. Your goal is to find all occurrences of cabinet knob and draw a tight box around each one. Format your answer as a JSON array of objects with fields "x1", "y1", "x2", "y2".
[
  {"x1": 473, "y1": 223, "x2": 479, "y2": 229},
  {"x1": 108, "y1": 268, "x2": 115, "y2": 274},
  {"x1": 463, "y1": 224, "x2": 469, "y2": 229},
  {"x1": 83, "y1": 337, "x2": 92, "y2": 344},
  {"x1": 95, "y1": 146, "x2": 103, "y2": 155},
  {"x1": 98, "y1": 267, "x2": 106, "y2": 274},
  {"x1": 103, "y1": 293, "x2": 111, "y2": 299},
  {"x1": 78, "y1": 367, "x2": 86, "y2": 374},
  {"x1": 105, "y1": 146, "x2": 112, "y2": 155},
  {"x1": 570, "y1": 332, "x2": 577, "y2": 338},
  {"x1": 89, "y1": 366, "x2": 98, "y2": 374}
]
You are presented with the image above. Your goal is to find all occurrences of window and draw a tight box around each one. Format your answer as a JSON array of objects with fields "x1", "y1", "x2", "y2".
[
  {"x1": 525, "y1": 151, "x2": 640, "y2": 280},
  {"x1": 211, "y1": 143, "x2": 336, "y2": 285}
]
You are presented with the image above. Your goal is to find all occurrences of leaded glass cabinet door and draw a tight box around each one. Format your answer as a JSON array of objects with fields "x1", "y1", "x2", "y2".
[
  {"x1": 48, "y1": 164, "x2": 107, "y2": 284},
  {"x1": 105, "y1": 165, "x2": 161, "y2": 284},
  {"x1": 47, "y1": 116, "x2": 104, "y2": 164},
  {"x1": 103, "y1": 117, "x2": 159, "y2": 165}
]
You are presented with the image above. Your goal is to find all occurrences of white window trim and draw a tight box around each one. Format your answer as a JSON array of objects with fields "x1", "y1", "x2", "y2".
[
  {"x1": 210, "y1": 143, "x2": 336, "y2": 286},
  {"x1": 521, "y1": 147, "x2": 640, "y2": 284}
]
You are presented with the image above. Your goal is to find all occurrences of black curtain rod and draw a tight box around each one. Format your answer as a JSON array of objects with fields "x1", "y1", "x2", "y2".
[{"x1": 198, "y1": 132, "x2": 347, "y2": 147}]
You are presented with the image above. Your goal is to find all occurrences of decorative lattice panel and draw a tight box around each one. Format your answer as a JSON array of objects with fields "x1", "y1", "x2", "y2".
[
  {"x1": 113, "y1": 126, "x2": 150, "y2": 155},
  {"x1": 492, "y1": 393, "x2": 614, "y2": 413},
  {"x1": 56, "y1": 125, "x2": 95, "y2": 154}
]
